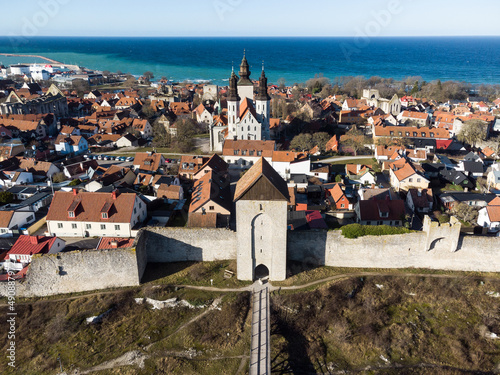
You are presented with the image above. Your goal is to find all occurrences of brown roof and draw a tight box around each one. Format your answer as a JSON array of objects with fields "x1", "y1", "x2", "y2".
[
  {"x1": 374, "y1": 125, "x2": 449, "y2": 139},
  {"x1": 486, "y1": 206, "x2": 500, "y2": 222},
  {"x1": 134, "y1": 152, "x2": 164, "y2": 172},
  {"x1": 222, "y1": 140, "x2": 275, "y2": 157},
  {"x1": 393, "y1": 162, "x2": 418, "y2": 181},
  {"x1": 0, "y1": 211, "x2": 14, "y2": 228},
  {"x1": 234, "y1": 157, "x2": 289, "y2": 202},
  {"x1": 47, "y1": 190, "x2": 137, "y2": 223},
  {"x1": 189, "y1": 170, "x2": 231, "y2": 213},
  {"x1": 272, "y1": 151, "x2": 308, "y2": 163},
  {"x1": 358, "y1": 199, "x2": 405, "y2": 221},
  {"x1": 408, "y1": 188, "x2": 433, "y2": 208},
  {"x1": 157, "y1": 184, "x2": 182, "y2": 200},
  {"x1": 401, "y1": 111, "x2": 429, "y2": 120},
  {"x1": 329, "y1": 183, "x2": 346, "y2": 203},
  {"x1": 193, "y1": 154, "x2": 228, "y2": 178}
]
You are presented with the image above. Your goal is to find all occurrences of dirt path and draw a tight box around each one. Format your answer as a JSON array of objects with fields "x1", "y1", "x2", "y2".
[{"x1": 271, "y1": 272, "x2": 500, "y2": 292}]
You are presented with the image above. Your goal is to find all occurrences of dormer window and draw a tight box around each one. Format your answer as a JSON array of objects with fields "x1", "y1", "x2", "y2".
[
  {"x1": 68, "y1": 211, "x2": 75, "y2": 218},
  {"x1": 101, "y1": 212, "x2": 108, "y2": 219},
  {"x1": 257, "y1": 150, "x2": 262, "y2": 156}
]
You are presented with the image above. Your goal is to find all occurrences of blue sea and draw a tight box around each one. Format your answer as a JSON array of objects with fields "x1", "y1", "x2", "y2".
[{"x1": 0, "y1": 36, "x2": 499, "y2": 85}]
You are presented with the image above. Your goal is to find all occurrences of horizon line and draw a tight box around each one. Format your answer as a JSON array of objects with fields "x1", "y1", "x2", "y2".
[{"x1": 1, "y1": 34, "x2": 500, "y2": 38}]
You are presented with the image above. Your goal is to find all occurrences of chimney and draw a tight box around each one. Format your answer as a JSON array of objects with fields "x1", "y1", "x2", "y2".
[
  {"x1": 73, "y1": 188, "x2": 78, "y2": 196},
  {"x1": 111, "y1": 241, "x2": 119, "y2": 249},
  {"x1": 111, "y1": 190, "x2": 118, "y2": 200},
  {"x1": 30, "y1": 236, "x2": 39, "y2": 245}
]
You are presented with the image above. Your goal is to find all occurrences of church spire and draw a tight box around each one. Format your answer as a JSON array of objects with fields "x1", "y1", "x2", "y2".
[
  {"x1": 227, "y1": 70, "x2": 240, "y2": 102},
  {"x1": 238, "y1": 51, "x2": 252, "y2": 86},
  {"x1": 256, "y1": 61, "x2": 271, "y2": 101}
]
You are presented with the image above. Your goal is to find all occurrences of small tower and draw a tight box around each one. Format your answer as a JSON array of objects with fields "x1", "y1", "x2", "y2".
[
  {"x1": 234, "y1": 157, "x2": 289, "y2": 281},
  {"x1": 255, "y1": 62, "x2": 271, "y2": 141},
  {"x1": 227, "y1": 69, "x2": 240, "y2": 140},
  {"x1": 237, "y1": 51, "x2": 254, "y2": 101}
]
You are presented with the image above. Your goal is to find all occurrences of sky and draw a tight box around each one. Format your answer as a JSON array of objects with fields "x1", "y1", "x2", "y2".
[{"x1": 0, "y1": 0, "x2": 499, "y2": 37}]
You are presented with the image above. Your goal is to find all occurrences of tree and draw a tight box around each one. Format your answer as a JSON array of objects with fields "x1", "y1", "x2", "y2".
[
  {"x1": 306, "y1": 74, "x2": 330, "y2": 95},
  {"x1": 342, "y1": 127, "x2": 368, "y2": 156},
  {"x1": 312, "y1": 132, "x2": 331, "y2": 153},
  {"x1": 410, "y1": 80, "x2": 419, "y2": 96},
  {"x1": 0, "y1": 191, "x2": 13, "y2": 205},
  {"x1": 102, "y1": 70, "x2": 110, "y2": 77},
  {"x1": 175, "y1": 119, "x2": 197, "y2": 152},
  {"x1": 457, "y1": 120, "x2": 488, "y2": 147},
  {"x1": 290, "y1": 133, "x2": 313, "y2": 151},
  {"x1": 453, "y1": 202, "x2": 479, "y2": 225},
  {"x1": 72, "y1": 79, "x2": 90, "y2": 97},
  {"x1": 143, "y1": 71, "x2": 154, "y2": 82},
  {"x1": 277, "y1": 77, "x2": 286, "y2": 90}
]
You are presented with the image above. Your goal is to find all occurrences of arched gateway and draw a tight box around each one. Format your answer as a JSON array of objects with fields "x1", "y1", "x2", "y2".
[{"x1": 234, "y1": 157, "x2": 290, "y2": 281}]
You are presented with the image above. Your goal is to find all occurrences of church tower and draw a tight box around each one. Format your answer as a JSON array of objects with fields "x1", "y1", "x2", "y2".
[
  {"x1": 255, "y1": 63, "x2": 271, "y2": 141},
  {"x1": 237, "y1": 52, "x2": 254, "y2": 101},
  {"x1": 227, "y1": 69, "x2": 240, "y2": 140}
]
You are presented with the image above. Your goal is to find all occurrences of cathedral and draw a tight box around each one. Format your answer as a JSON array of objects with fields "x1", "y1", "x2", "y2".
[{"x1": 210, "y1": 54, "x2": 272, "y2": 152}]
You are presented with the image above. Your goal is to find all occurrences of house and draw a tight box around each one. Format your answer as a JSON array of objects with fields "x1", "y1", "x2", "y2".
[
  {"x1": 46, "y1": 189, "x2": 147, "y2": 238},
  {"x1": 96, "y1": 237, "x2": 135, "y2": 250},
  {"x1": 345, "y1": 164, "x2": 376, "y2": 185},
  {"x1": 193, "y1": 103, "x2": 213, "y2": 125},
  {"x1": 55, "y1": 135, "x2": 89, "y2": 156},
  {"x1": 157, "y1": 183, "x2": 184, "y2": 201},
  {"x1": 133, "y1": 152, "x2": 165, "y2": 173},
  {"x1": 187, "y1": 170, "x2": 232, "y2": 228},
  {"x1": 308, "y1": 163, "x2": 331, "y2": 183},
  {"x1": 85, "y1": 165, "x2": 137, "y2": 192},
  {"x1": 192, "y1": 154, "x2": 228, "y2": 181},
  {"x1": 439, "y1": 169, "x2": 475, "y2": 190},
  {"x1": 116, "y1": 133, "x2": 139, "y2": 148},
  {"x1": 63, "y1": 160, "x2": 99, "y2": 180},
  {"x1": 388, "y1": 161, "x2": 429, "y2": 192},
  {"x1": 0, "y1": 210, "x2": 36, "y2": 237},
  {"x1": 355, "y1": 198, "x2": 405, "y2": 226},
  {"x1": 486, "y1": 169, "x2": 500, "y2": 191},
  {"x1": 271, "y1": 151, "x2": 310, "y2": 181},
  {"x1": 439, "y1": 192, "x2": 497, "y2": 211},
  {"x1": 131, "y1": 119, "x2": 153, "y2": 139},
  {"x1": 222, "y1": 140, "x2": 276, "y2": 169},
  {"x1": 325, "y1": 183, "x2": 353, "y2": 210},
  {"x1": 18, "y1": 158, "x2": 60, "y2": 178},
  {"x1": 0, "y1": 140, "x2": 26, "y2": 161},
  {"x1": 398, "y1": 111, "x2": 431, "y2": 127},
  {"x1": 373, "y1": 125, "x2": 449, "y2": 142},
  {"x1": 4, "y1": 235, "x2": 65, "y2": 266},
  {"x1": 406, "y1": 188, "x2": 433, "y2": 214},
  {"x1": 179, "y1": 155, "x2": 209, "y2": 180},
  {"x1": 455, "y1": 160, "x2": 484, "y2": 178},
  {"x1": 477, "y1": 197, "x2": 500, "y2": 232},
  {"x1": 0, "y1": 171, "x2": 34, "y2": 188},
  {"x1": 375, "y1": 145, "x2": 403, "y2": 161}
]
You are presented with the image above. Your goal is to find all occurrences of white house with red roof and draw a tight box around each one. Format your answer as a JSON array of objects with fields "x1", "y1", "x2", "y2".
[
  {"x1": 477, "y1": 197, "x2": 500, "y2": 232},
  {"x1": 3, "y1": 235, "x2": 65, "y2": 269},
  {"x1": 46, "y1": 189, "x2": 147, "y2": 237}
]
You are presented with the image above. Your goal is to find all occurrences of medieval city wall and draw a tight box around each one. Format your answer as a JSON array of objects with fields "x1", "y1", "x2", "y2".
[
  {"x1": 140, "y1": 227, "x2": 237, "y2": 263},
  {"x1": 288, "y1": 230, "x2": 500, "y2": 273},
  {"x1": 0, "y1": 247, "x2": 143, "y2": 298}
]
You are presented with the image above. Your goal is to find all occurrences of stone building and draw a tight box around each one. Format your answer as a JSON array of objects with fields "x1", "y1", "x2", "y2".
[
  {"x1": 0, "y1": 84, "x2": 68, "y2": 118},
  {"x1": 234, "y1": 157, "x2": 289, "y2": 281}
]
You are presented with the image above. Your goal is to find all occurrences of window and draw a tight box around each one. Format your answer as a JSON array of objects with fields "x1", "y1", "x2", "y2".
[
  {"x1": 27, "y1": 215, "x2": 33, "y2": 221},
  {"x1": 209, "y1": 206, "x2": 215, "y2": 211},
  {"x1": 57, "y1": 223, "x2": 63, "y2": 229},
  {"x1": 101, "y1": 212, "x2": 108, "y2": 219},
  {"x1": 100, "y1": 224, "x2": 106, "y2": 230},
  {"x1": 68, "y1": 211, "x2": 75, "y2": 218},
  {"x1": 421, "y1": 132, "x2": 425, "y2": 137},
  {"x1": 413, "y1": 132, "x2": 417, "y2": 137},
  {"x1": 405, "y1": 132, "x2": 410, "y2": 136},
  {"x1": 134, "y1": 208, "x2": 137, "y2": 214},
  {"x1": 86, "y1": 224, "x2": 91, "y2": 229},
  {"x1": 417, "y1": 178, "x2": 421, "y2": 182},
  {"x1": 249, "y1": 150, "x2": 254, "y2": 156},
  {"x1": 390, "y1": 131, "x2": 394, "y2": 136},
  {"x1": 242, "y1": 150, "x2": 247, "y2": 156},
  {"x1": 115, "y1": 225, "x2": 120, "y2": 231},
  {"x1": 1, "y1": 229, "x2": 6, "y2": 233},
  {"x1": 71, "y1": 223, "x2": 77, "y2": 229},
  {"x1": 234, "y1": 150, "x2": 239, "y2": 155},
  {"x1": 409, "y1": 178, "x2": 413, "y2": 182},
  {"x1": 257, "y1": 151, "x2": 262, "y2": 156},
  {"x1": 398, "y1": 131, "x2": 402, "y2": 136},
  {"x1": 341, "y1": 204, "x2": 345, "y2": 208},
  {"x1": 366, "y1": 221, "x2": 371, "y2": 225},
  {"x1": 139, "y1": 203, "x2": 142, "y2": 209}
]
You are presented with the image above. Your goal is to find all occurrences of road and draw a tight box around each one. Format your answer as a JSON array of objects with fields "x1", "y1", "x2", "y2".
[
  {"x1": 319, "y1": 155, "x2": 374, "y2": 163},
  {"x1": 250, "y1": 282, "x2": 271, "y2": 375}
]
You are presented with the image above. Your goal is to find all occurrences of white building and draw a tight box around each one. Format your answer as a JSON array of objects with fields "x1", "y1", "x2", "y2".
[
  {"x1": 46, "y1": 190, "x2": 147, "y2": 238},
  {"x1": 477, "y1": 197, "x2": 500, "y2": 232},
  {"x1": 0, "y1": 210, "x2": 36, "y2": 237},
  {"x1": 210, "y1": 55, "x2": 271, "y2": 151}
]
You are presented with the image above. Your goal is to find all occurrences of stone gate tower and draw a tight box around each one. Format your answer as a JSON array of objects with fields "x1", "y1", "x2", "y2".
[{"x1": 234, "y1": 157, "x2": 289, "y2": 281}]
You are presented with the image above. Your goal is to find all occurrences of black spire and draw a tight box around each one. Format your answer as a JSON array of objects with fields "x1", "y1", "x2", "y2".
[
  {"x1": 227, "y1": 70, "x2": 240, "y2": 102},
  {"x1": 256, "y1": 62, "x2": 271, "y2": 101},
  {"x1": 238, "y1": 51, "x2": 252, "y2": 86}
]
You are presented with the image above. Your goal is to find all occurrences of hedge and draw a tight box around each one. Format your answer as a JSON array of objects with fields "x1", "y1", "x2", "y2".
[{"x1": 341, "y1": 224, "x2": 412, "y2": 239}]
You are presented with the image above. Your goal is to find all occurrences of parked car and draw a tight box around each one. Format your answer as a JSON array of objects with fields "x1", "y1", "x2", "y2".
[{"x1": 126, "y1": 157, "x2": 134, "y2": 162}]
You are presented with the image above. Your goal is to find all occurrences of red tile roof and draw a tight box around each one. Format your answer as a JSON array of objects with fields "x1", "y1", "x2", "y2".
[
  {"x1": 7, "y1": 235, "x2": 59, "y2": 256},
  {"x1": 96, "y1": 237, "x2": 135, "y2": 250},
  {"x1": 47, "y1": 190, "x2": 137, "y2": 223}
]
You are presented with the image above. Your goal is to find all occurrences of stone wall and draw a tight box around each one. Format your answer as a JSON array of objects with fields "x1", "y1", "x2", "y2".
[
  {"x1": 0, "y1": 247, "x2": 143, "y2": 298},
  {"x1": 140, "y1": 227, "x2": 237, "y2": 263},
  {"x1": 288, "y1": 230, "x2": 500, "y2": 273}
]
